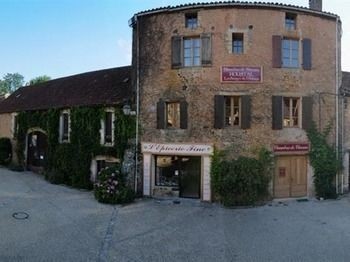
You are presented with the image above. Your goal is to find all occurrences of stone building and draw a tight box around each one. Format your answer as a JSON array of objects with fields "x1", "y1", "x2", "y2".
[{"x1": 130, "y1": 0, "x2": 343, "y2": 200}]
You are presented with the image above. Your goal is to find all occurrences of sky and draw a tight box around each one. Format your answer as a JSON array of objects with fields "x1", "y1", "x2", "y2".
[{"x1": 0, "y1": 0, "x2": 349, "y2": 82}]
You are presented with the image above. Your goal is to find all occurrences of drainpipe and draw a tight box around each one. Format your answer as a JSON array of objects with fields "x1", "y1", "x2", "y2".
[
  {"x1": 335, "y1": 16, "x2": 340, "y2": 194},
  {"x1": 134, "y1": 15, "x2": 140, "y2": 194}
]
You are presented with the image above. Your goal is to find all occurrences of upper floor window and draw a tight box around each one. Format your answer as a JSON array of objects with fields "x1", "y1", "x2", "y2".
[
  {"x1": 171, "y1": 34, "x2": 212, "y2": 68},
  {"x1": 285, "y1": 13, "x2": 296, "y2": 30},
  {"x1": 214, "y1": 95, "x2": 251, "y2": 129},
  {"x1": 225, "y1": 96, "x2": 241, "y2": 127},
  {"x1": 185, "y1": 13, "x2": 198, "y2": 29},
  {"x1": 157, "y1": 99, "x2": 188, "y2": 129},
  {"x1": 184, "y1": 38, "x2": 201, "y2": 67},
  {"x1": 59, "y1": 110, "x2": 70, "y2": 143},
  {"x1": 282, "y1": 39, "x2": 299, "y2": 68},
  {"x1": 232, "y1": 33, "x2": 244, "y2": 54},
  {"x1": 283, "y1": 97, "x2": 300, "y2": 127},
  {"x1": 166, "y1": 102, "x2": 180, "y2": 128},
  {"x1": 100, "y1": 109, "x2": 115, "y2": 146}
]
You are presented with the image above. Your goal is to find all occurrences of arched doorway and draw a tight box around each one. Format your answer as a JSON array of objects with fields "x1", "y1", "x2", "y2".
[{"x1": 27, "y1": 130, "x2": 48, "y2": 172}]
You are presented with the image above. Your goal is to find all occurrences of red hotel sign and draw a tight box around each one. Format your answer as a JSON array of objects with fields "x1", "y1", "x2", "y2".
[
  {"x1": 221, "y1": 66, "x2": 262, "y2": 83},
  {"x1": 273, "y1": 143, "x2": 310, "y2": 153}
]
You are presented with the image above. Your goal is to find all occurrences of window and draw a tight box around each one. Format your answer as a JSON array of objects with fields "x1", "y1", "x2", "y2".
[
  {"x1": 232, "y1": 33, "x2": 244, "y2": 54},
  {"x1": 282, "y1": 39, "x2": 299, "y2": 68},
  {"x1": 96, "y1": 159, "x2": 116, "y2": 175},
  {"x1": 171, "y1": 34, "x2": 211, "y2": 68},
  {"x1": 283, "y1": 97, "x2": 300, "y2": 127},
  {"x1": 100, "y1": 109, "x2": 115, "y2": 146},
  {"x1": 285, "y1": 13, "x2": 296, "y2": 30},
  {"x1": 185, "y1": 13, "x2": 197, "y2": 29},
  {"x1": 166, "y1": 102, "x2": 180, "y2": 128},
  {"x1": 157, "y1": 100, "x2": 188, "y2": 129},
  {"x1": 225, "y1": 96, "x2": 241, "y2": 127},
  {"x1": 155, "y1": 155, "x2": 179, "y2": 187},
  {"x1": 184, "y1": 38, "x2": 201, "y2": 67},
  {"x1": 59, "y1": 110, "x2": 70, "y2": 143},
  {"x1": 11, "y1": 113, "x2": 18, "y2": 138}
]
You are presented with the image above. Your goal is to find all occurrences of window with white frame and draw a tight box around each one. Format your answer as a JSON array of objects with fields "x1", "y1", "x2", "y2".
[
  {"x1": 100, "y1": 109, "x2": 115, "y2": 146},
  {"x1": 282, "y1": 39, "x2": 299, "y2": 68},
  {"x1": 225, "y1": 96, "x2": 241, "y2": 127},
  {"x1": 184, "y1": 37, "x2": 201, "y2": 67},
  {"x1": 59, "y1": 110, "x2": 70, "y2": 143}
]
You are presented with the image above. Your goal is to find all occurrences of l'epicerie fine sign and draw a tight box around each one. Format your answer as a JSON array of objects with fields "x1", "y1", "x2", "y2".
[
  {"x1": 221, "y1": 66, "x2": 262, "y2": 83},
  {"x1": 142, "y1": 143, "x2": 213, "y2": 155}
]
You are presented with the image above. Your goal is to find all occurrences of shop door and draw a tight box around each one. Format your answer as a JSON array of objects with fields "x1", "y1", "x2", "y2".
[
  {"x1": 274, "y1": 156, "x2": 307, "y2": 198},
  {"x1": 179, "y1": 156, "x2": 201, "y2": 199},
  {"x1": 27, "y1": 131, "x2": 48, "y2": 169}
]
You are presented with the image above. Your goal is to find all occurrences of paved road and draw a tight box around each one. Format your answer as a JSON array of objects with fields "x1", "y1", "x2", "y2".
[{"x1": 1, "y1": 168, "x2": 350, "y2": 262}]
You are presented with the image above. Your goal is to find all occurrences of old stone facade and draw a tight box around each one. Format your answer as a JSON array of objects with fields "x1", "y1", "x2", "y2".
[{"x1": 131, "y1": 1, "x2": 343, "y2": 200}]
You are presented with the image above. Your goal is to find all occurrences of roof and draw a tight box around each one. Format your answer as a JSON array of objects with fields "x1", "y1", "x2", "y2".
[
  {"x1": 131, "y1": 1, "x2": 338, "y2": 23},
  {"x1": 0, "y1": 66, "x2": 132, "y2": 114},
  {"x1": 342, "y1": 71, "x2": 350, "y2": 96}
]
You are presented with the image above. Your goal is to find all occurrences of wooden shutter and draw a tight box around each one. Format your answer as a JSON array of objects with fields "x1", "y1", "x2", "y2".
[
  {"x1": 172, "y1": 36, "x2": 182, "y2": 68},
  {"x1": 214, "y1": 95, "x2": 225, "y2": 129},
  {"x1": 272, "y1": 96, "x2": 283, "y2": 130},
  {"x1": 272, "y1": 35, "x2": 282, "y2": 68},
  {"x1": 180, "y1": 100, "x2": 188, "y2": 129},
  {"x1": 302, "y1": 38, "x2": 312, "y2": 70},
  {"x1": 201, "y1": 33, "x2": 212, "y2": 66},
  {"x1": 241, "y1": 95, "x2": 251, "y2": 129},
  {"x1": 156, "y1": 100, "x2": 165, "y2": 129},
  {"x1": 302, "y1": 96, "x2": 313, "y2": 130}
]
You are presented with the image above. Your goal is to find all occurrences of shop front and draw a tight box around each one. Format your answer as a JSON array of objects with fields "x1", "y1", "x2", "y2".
[{"x1": 142, "y1": 143, "x2": 213, "y2": 201}]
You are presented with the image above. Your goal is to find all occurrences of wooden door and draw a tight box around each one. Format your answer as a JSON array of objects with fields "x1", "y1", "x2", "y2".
[{"x1": 274, "y1": 156, "x2": 307, "y2": 198}]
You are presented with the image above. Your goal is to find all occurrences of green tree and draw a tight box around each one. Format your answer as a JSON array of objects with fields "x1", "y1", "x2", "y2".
[
  {"x1": 28, "y1": 75, "x2": 51, "y2": 85},
  {"x1": 0, "y1": 73, "x2": 24, "y2": 94}
]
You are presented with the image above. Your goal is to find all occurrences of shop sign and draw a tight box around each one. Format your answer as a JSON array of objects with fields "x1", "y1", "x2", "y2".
[
  {"x1": 221, "y1": 66, "x2": 262, "y2": 83},
  {"x1": 142, "y1": 143, "x2": 213, "y2": 155},
  {"x1": 273, "y1": 143, "x2": 309, "y2": 153}
]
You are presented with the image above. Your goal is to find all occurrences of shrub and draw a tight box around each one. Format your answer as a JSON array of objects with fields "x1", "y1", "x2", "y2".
[
  {"x1": 44, "y1": 169, "x2": 66, "y2": 185},
  {"x1": 0, "y1": 138, "x2": 12, "y2": 166},
  {"x1": 211, "y1": 148, "x2": 272, "y2": 206},
  {"x1": 94, "y1": 164, "x2": 135, "y2": 204}
]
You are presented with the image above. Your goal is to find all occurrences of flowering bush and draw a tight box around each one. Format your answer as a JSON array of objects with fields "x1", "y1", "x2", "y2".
[{"x1": 94, "y1": 164, "x2": 134, "y2": 204}]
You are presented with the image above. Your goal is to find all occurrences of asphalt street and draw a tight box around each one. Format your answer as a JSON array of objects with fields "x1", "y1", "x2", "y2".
[{"x1": 1, "y1": 168, "x2": 350, "y2": 262}]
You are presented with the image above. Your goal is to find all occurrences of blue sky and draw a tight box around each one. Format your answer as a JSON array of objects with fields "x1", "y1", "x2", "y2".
[{"x1": 0, "y1": 0, "x2": 349, "y2": 81}]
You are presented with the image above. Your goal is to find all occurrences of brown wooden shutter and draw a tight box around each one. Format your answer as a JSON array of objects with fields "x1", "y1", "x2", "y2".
[
  {"x1": 157, "y1": 100, "x2": 165, "y2": 129},
  {"x1": 302, "y1": 38, "x2": 312, "y2": 70},
  {"x1": 302, "y1": 96, "x2": 313, "y2": 130},
  {"x1": 201, "y1": 33, "x2": 212, "y2": 66},
  {"x1": 180, "y1": 100, "x2": 188, "y2": 129},
  {"x1": 172, "y1": 36, "x2": 182, "y2": 68},
  {"x1": 272, "y1": 35, "x2": 282, "y2": 68},
  {"x1": 241, "y1": 95, "x2": 251, "y2": 129},
  {"x1": 214, "y1": 95, "x2": 225, "y2": 129},
  {"x1": 272, "y1": 96, "x2": 283, "y2": 130}
]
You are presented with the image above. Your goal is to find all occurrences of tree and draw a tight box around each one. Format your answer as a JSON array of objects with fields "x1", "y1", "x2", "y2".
[
  {"x1": 0, "y1": 73, "x2": 24, "y2": 94},
  {"x1": 28, "y1": 75, "x2": 51, "y2": 85}
]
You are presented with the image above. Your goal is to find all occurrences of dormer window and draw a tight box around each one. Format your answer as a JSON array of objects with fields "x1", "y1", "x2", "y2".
[
  {"x1": 285, "y1": 13, "x2": 296, "y2": 30},
  {"x1": 185, "y1": 13, "x2": 198, "y2": 29}
]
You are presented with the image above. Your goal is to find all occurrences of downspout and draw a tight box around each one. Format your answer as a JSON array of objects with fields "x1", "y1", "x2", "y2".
[
  {"x1": 135, "y1": 15, "x2": 140, "y2": 194},
  {"x1": 335, "y1": 16, "x2": 340, "y2": 194}
]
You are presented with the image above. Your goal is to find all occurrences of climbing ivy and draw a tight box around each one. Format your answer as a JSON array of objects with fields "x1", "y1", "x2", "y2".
[
  {"x1": 306, "y1": 122, "x2": 340, "y2": 199},
  {"x1": 15, "y1": 106, "x2": 136, "y2": 189}
]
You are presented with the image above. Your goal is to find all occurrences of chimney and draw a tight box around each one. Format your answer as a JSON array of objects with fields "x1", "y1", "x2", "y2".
[{"x1": 309, "y1": 0, "x2": 322, "y2": 11}]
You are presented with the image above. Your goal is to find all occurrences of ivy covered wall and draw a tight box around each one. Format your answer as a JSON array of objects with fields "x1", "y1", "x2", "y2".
[{"x1": 15, "y1": 106, "x2": 136, "y2": 189}]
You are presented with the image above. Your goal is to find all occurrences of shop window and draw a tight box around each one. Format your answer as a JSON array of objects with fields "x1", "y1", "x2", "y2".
[
  {"x1": 155, "y1": 155, "x2": 179, "y2": 187},
  {"x1": 232, "y1": 33, "x2": 244, "y2": 54},
  {"x1": 214, "y1": 95, "x2": 251, "y2": 129},
  {"x1": 59, "y1": 110, "x2": 70, "y2": 143},
  {"x1": 283, "y1": 97, "x2": 300, "y2": 127},
  {"x1": 285, "y1": 13, "x2": 296, "y2": 30},
  {"x1": 185, "y1": 13, "x2": 198, "y2": 29},
  {"x1": 157, "y1": 100, "x2": 188, "y2": 129},
  {"x1": 171, "y1": 34, "x2": 212, "y2": 68}
]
